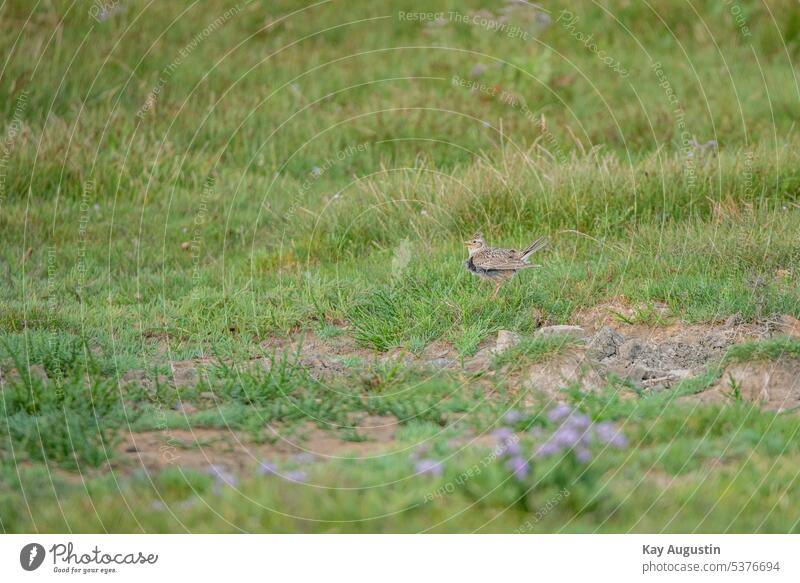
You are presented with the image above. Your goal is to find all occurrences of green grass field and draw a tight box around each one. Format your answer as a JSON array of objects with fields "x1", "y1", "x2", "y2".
[{"x1": 2, "y1": 0, "x2": 800, "y2": 533}]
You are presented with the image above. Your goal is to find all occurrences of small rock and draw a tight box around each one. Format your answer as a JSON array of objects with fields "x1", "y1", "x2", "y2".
[
  {"x1": 588, "y1": 326, "x2": 625, "y2": 359},
  {"x1": 180, "y1": 242, "x2": 191, "y2": 250},
  {"x1": 640, "y1": 369, "x2": 692, "y2": 390},
  {"x1": 534, "y1": 325, "x2": 586, "y2": 339},
  {"x1": 464, "y1": 347, "x2": 494, "y2": 371},
  {"x1": 199, "y1": 391, "x2": 219, "y2": 402},
  {"x1": 494, "y1": 330, "x2": 521, "y2": 354},
  {"x1": 668, "y1": 369, "x2": 692, "y2": 380},
  {"x1": 617, "y1": 339, "x2": 643, "y2": 363},
  {"x1": 425, "y1": 358, "x2": 457, "y2": 368},
  {"x1": 705, "y1": 332, "x2": 729, "y2": 350},
  {"x1": 724, "y1": 314, "x2": 743, "y2": 329},
  {"x1": 620, "y1": 364, "x2": 650, "y2": 384}
]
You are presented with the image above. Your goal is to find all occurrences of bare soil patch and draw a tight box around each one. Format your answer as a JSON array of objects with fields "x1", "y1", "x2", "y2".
[
  {"x1": 116, "y1": 414, "x2": 401, "y2": 475},
  {"x1": 525, "y1": 349, "x2": 606, "y2": 401},
  {"x1": 686, "y1": 358, "x2": 800, "y2": 412}
]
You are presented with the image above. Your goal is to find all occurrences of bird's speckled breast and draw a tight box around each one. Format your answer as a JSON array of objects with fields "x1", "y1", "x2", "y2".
[
  {"x1": 466, "y1": 257, "x2": 489, "y2": 276},
  {"x1": 466, "y1": 257, "x2": 510, "y2": 280},
  {"x1": 464, "y1": 257, "x2": 517, "y2": 281}
]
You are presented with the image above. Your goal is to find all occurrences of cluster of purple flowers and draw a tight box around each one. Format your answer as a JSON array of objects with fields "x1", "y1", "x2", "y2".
[
  {"x1": 494, "y1": 405, "x2": 628, "y2": 479},
  {"x1": 258, "y1": 452, "x2": 314, "y2": 483},
  {"x1": 207, "y1": 464, "x2": 238, "y2": 495},
  {"x1": 407, "y1": 405, "x2": 627, "y2": 484},
  {"x1": 282, "y1": 470, "x2": 309, "y2": 482},
  {"x1": 203, "y1": 453, "x2": 317, "y2": 495},
  {"x1": 502, "y1": 409, "x2": 525, "y2": 424},
  {"x1": 535, "y1": 404, "x2": 628, "y2": 462},
  {"x1": 410, "y1": 444, "x2": 444, "y2": 477},
  {"x1": 492, "y1": 427, "x2": 530, "y2": 480}
]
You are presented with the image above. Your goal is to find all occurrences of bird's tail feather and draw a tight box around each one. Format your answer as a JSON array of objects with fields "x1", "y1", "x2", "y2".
[{"x1": 521, "y1": 236, "x2": 548, "y2": 261}]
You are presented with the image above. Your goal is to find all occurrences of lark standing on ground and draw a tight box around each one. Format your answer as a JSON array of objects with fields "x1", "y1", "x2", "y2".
[{"x1": 465, "y1": 232, "x2": 548, "y2": 298}]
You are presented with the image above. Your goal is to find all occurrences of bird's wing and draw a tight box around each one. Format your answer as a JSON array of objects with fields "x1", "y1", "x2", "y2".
[{"x1": 473, "y1": 249, "x2": 529, "y2": 270}]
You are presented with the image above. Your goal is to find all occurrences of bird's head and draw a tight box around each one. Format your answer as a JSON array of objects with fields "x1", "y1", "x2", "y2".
[{"x1": 465, "y1": 232, "x2": 486, "y2": 255}]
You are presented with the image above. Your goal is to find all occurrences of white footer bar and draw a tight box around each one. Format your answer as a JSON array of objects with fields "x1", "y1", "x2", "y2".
[{"x1": 1, "y1": 535, "x2": 797, "y2": 581}]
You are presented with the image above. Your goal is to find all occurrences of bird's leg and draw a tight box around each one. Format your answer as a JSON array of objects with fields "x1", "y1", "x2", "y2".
[{"x1": 491, "y1": 281, "x2": 501, "y2": 299}]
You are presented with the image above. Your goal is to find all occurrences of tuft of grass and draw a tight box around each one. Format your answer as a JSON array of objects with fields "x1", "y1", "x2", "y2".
[
  {"x1": 0, "y1": 348, "x2": 127, "y2": 469},
  {"x1": 726, "y1": 373, "x2": 744, "y2": 402},
  {"x1": 492, "y1": 334, "x2": 581, "y2": 370},
  {"x1": 723, "y1": 337, "x2": 800, "y2": 363},
  {"x1": 612, "y1": 304, "x2": 673, "y2": 327}
]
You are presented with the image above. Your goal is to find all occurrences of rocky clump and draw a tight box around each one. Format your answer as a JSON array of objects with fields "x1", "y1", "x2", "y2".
[
  {"x1": 495, "y1": 330, "x2": 521, "y2": 354},
  {"x1": 588, "y1": 326, "x2": 734, "y2": 390}
]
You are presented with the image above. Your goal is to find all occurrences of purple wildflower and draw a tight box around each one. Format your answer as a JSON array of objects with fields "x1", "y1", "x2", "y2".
[
  {"x1": 609, "y1": 433, "x2": 628, "y2": 449},
  {"x1": 207, "y1": 464, "x2": 237, "y2": 495},
  {"x1": 471, "y1": 63, "x2": 488, "y2": 78},
  {"x1": 497, "y1": 438, "x2": 522, "y2": 457},
  {"x1": 292, "y1": 453, "x2": 315, "y2": 465},
  {"x1": 536, "y1": 12, "x2": 552, "y2": 27},
  {"x1": 594, "y1": 421, "x2": 615, "y2": 441},
  {"x1": 506, "y1": 456, "x2": 530, "y2": 480},
  {"x1": 563, "y1": 413, "x2": 591, "y2": 431},
  {"x1": 503, "y1": 409, "x2": 524, "y2": 424},
  {"x1": 547, "y1": 403, "x2": 572, "y2": 422},
  {"x1": 415, "y1": 458, "x2": 444, "y2": 477},
  {"x1": 492, "y1": 427, "x2": 514, "y2": 443},
  {"x1": 150, "y1": 500, "x2": 166, "y2": 511},
  {"x1": 258, "y1": 460, "x2": 278, "y2": 476},
  {"x1": 552, "y1": 426, "x2": 581, "y2": 449},
  {"x1": 536, "y1": 440, "x2": 560, "y2": 458},
  {"x1": 178, "y1": 498, "x2": 197, "y2": 510},
  {"x1": 594, "y1": 422, "x2": 628, "y2": 449},
  {"x1": 534, "y1": 408, "x2": 626, "y2": 464},
  {"x1": 207, "y1": 464, "x2": 237, "y2": 486},
  {"x1": 283, "y1": 470, "x2": 308, "y2": 482}
]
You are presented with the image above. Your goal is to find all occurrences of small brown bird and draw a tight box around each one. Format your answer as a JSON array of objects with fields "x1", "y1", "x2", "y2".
[{"x1": 465, "y1": 232, "x2": 548, "y2": 298}]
